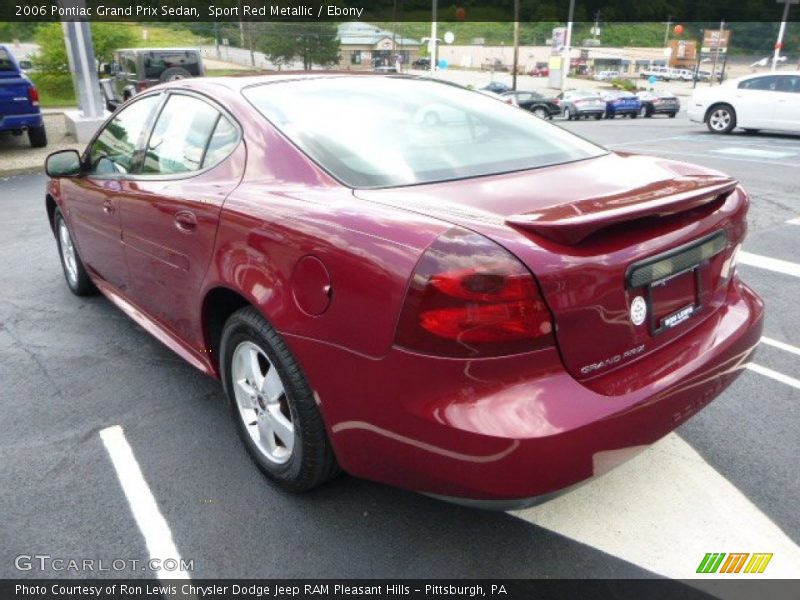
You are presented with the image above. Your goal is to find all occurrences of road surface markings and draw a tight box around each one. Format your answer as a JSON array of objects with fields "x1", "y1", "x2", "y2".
[
  {"x1": 712, "y1": 147, "x2": 796, "y2": 159},
  {"x1": 761, "y1": 336, "x2": 800, "y2": 358},
  {"x1": 511, "y1": 433, "x2": 800, "y2": 579},
  {"x1": 608, "y1": 147, "x2": 800, "y2": 168},
  {"x1": 100, "y1": 425, "x2": 191, "y2": 580},
  {"x1": 747, "y1": 363, "x2": 800, "y2": 391},
  {"x1": 738, "y1": 251, "x2": 800, "y2": 278},
  {"x1": 787, "y1": 217, "x2": 800, "y2": 226}
]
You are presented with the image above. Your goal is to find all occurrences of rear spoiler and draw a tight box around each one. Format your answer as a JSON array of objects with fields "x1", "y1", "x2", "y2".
[{"x1": 505, "y1": 178, "x2": 738, "y2": 245}]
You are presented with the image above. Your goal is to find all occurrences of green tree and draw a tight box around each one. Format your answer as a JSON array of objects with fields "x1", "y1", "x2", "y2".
[
  {"x1": 259, "y1": 23, "x2": 339, "y2": 70},
  {"x1": 33, "y1": 22, "x2": 136, "y2": 74}
]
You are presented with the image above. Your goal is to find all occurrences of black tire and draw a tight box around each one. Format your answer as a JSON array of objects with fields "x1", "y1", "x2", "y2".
[
  {"x1": 563, "y1": 107, "x2": 572, "y2": 120},
  {"x1": 706, "y1": 103, "x2": 737, "y2": 134},
  {"x1": 668, "y1": 112, "x2": 677, "y2": 118},
  {"x1": 593, "y1": 113, "x2": 602, "y2": 120},
  {"x1": 53, "y1": 209, "x2": 96, "y2": 296},
  {"x1": 28, "y1": 125, "x2": 47, "y2": 148},
  {"x1": 220, "y1": 307, "x2": 339, "y2": 492},
  {"x1": 159, "y1": 66, "x2": 192, "y2": 83},
  {"x1": 532, "y1": 106, "x2": 548, "y2": 119},
  {"x1": 630, "y1": 113, "x2": 638, "y2": 119}
]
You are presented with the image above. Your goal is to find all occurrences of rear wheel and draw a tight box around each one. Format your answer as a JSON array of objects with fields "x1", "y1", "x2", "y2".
[
  {"x1": 54, "y1": 210, "x2": 96, "y2": 296},
  {"x1": 630, "y1": 112, "x2": 638, "y2": 119},
  {"x1": 593, "y1": 113, "x2": 602, "y2": 120},
  {"x1": 221, "y1": 307, "x2": 339, "y2": 492},
  {"x1": 532, "y1": 106, "x2": 548, "y2": 119},
  {"x1": 706, "y1": 104, "x2": 736, "y2": 134},
  {"x1": 668, "y1": 112, "x2": 677, "y2": 118},
  {"x1": 563, "y1": 107, "x2": 572, "y2": 120},
  {"x1": 28, "y1": 125, "x2": 47, "y2": 148}
]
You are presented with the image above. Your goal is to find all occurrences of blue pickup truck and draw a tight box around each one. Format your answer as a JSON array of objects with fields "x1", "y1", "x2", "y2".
[{"x1": 0, "y1": 45, "x2": 47, "y2": 147}]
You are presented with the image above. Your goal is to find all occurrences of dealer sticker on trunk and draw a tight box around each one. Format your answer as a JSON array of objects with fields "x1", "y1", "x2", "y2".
[{"x1": 661, "y1": 304, "x2": 696, "y2": 330}]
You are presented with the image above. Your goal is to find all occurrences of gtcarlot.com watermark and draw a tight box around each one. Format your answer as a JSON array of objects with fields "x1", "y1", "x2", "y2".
[{"x1": 14, "y1": 554, "x2": 194, "y2": 573}]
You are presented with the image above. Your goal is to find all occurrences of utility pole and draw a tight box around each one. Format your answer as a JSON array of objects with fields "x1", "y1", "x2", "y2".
[
  {"x1": 512, "y1": 0, "x2": 520, "y2": 90},
  {"x1": 561, "y1": 0, "x2": 575, "y2": 93},
  {"x1": 430, "y1": 0, "x2": 437, "y2": 75},
  {"x1": 773, "y1": 0, "x2": 798, "y2": 71},
  {"x1": 592, "y1": 10, "x2": 601, "y2": 40},
  {"x1": 664, "y1": 16, "x2": 672, "y2": 48},
  {"x1": 710, "y1": 20, "x2": 724, "y2": 86}
]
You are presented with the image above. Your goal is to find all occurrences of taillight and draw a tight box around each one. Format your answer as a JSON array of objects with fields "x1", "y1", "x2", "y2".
[
  {"x1": 136, "y1": 81, "x2": 149, "y2": 92},
  {"x1": 395, "y1": 227, "x2": 554, "y2": 357},
  {"x1": 28, "y1": 86, "x2": 40, "y2": 107}
]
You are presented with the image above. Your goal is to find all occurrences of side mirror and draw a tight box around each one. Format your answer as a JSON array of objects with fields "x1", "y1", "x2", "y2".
[
  {"x1": 18, "y1": 60, "x2": 32, "y2": 70},
  {"x1": 46, "y1": 150, "x2": 82, "y2": 178}
]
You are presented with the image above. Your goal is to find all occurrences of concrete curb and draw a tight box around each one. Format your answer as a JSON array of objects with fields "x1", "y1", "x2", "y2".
[{"x1": 0, "y1": 166, "x2": 44, "y2": 178}]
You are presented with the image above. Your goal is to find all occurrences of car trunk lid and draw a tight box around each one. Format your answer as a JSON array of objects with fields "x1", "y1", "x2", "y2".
[{"x1": 354, "y1": 153, "x2": 745, "y2": 386}]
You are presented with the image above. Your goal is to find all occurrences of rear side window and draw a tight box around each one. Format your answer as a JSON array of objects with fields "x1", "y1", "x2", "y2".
[
  {"x1": 203, "y1": 116, "x2": 239, "y2": 168},
  {"x1": 88, "y1": 95, "x2": 160, "y2": 175},
  {"x1": 776, "y1": 75, "x2": 800, "y2": 93},
  {"x1": 0, "y1": 48, "x2": 15, "y2": 71},
  {"x1": 142, "y1": 95, "x2": 220, "y2": 175}
]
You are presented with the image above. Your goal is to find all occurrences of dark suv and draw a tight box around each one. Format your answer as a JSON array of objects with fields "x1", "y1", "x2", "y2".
[{"x1": 100, "y1": 48, "x2": 204, "y2": 110}]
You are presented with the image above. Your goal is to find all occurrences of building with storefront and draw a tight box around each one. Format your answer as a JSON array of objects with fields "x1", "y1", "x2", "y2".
[{"x1": 337, "y1": 22, "x2": 422, "y2": 70}]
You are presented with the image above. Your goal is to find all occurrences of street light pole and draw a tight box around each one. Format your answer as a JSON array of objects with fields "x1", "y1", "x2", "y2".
[
  {"x1": 561, "y1": 0, "x2": 575, "y2": 93},
  {"x1": 772, "y1": 0, "x2": 797, "y2": 71}
]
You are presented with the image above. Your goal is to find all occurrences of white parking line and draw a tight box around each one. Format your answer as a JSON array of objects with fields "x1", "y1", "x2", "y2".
[
  {"x1": 511, "y1": 433, "x2": 800, "y2": 579},
  {"x1": 747, "y1": 363, "x2": 800, "y2": 391},
  {"x1": 761, "y1": 336, "x2": 800, "y2": 358},
  {"x1": 610, "y1": 147, "x2": 800, "y2": 168},
  {"x1": 787, "y1": 217, "x2": 800, "y2": 226},
  {"x1": 100, "y1": 426, "x2": 191, "y2": 580},
  {"x1": 738, "y1": 251, "x2": 800, "y2": 278}
]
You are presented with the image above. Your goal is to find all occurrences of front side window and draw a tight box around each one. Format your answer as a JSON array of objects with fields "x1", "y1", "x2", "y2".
[
  {"x1": 0, "y1": 48, "x2": 15, "y2": 71},
  {"x1": 245, "y1": 78, "x2": 606, "y2": 188},
  {"x1": 142, "y1": 95, "x2": 220, "y2": 175},
  {"x1": 87, "y1": 95, "x2": 159, "y2": 175}
]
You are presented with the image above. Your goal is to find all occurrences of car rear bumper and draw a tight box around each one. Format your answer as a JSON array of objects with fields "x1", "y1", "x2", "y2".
[
  {"x1": 0, "y1": 112, "x2": 43, "y2": 131},
  {"x1": 287, "y1": 277, "x2": 763, "y2": 506}
]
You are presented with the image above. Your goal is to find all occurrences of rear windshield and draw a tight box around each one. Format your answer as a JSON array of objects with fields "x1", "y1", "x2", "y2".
[
  {"x1": 243, "y1": 77, "x2": 606, "y2": 188},
  {"x1": 0, "y1": 48, "x2": 16, "y2": 71}
]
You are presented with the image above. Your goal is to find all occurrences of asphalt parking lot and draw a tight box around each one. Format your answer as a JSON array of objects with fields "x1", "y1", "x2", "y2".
[{"x1": 1, "y1": 114, "x2": 798, "y2": 585}]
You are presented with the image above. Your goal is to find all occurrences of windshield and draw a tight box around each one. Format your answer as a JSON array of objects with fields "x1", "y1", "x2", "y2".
[{"x1": 243, "y1": 77, "x2": 606, "y2": 188}]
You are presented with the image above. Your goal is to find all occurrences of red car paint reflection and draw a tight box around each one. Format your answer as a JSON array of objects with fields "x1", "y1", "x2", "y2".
[{"x1": 46, "y1": 75, "x2": 763, "y2": 509}]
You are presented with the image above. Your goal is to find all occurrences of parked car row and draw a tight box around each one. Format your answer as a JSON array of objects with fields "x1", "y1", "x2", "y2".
[
  {"x1": 553, "y1": 89, "x2": 680, "y2": 120},
  {"x1": 639, "y1": 66, "x2": 721, "y2": 82},
  {"x1": 480, "y1": 83, "x2": 681, "y2": 121}
]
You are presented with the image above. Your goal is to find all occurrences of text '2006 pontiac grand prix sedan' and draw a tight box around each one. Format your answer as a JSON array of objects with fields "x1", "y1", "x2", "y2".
[{"x1": 44, "y1": 75, "x2": 763, "y2": 509}]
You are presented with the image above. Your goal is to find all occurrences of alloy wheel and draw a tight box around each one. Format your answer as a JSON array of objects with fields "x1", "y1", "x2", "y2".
[
  {"x1": 231, "y1": 341, "x2": 294, "y2": 464},
  {"x1": 709, "y1": 108, "x2": 732, "y2": 132},
  {"x1": 58, "y1": 219, "x2": 78, "y2": 286}
]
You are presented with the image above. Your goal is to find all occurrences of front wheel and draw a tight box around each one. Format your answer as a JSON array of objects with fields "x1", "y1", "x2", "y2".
[
  {"x1": 54, "y1": 210, "x2": 96, "y2": 296},
  {"x1": 563, "y1": 107, "x2": 572, "y2": 120},
  {"x1": 532, "y1": 107, "x2": 548, "y2": 119},
  {"x1": 221, "y1": 307, "x2": 339, "y2": 492},
  {"x1": 668, "y1": 112, "x2": 677, "y2": 118},
  {"x1": 707, "y1": 104, "x2": 736, "y2": 134},
  {"x1": 593, "y1": 113, "x2": 602, "y2": 120}
]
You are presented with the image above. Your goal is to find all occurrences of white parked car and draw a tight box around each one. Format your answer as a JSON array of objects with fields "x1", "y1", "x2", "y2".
[
  {"x1": 688, "y1": 71, "x2": 800, "y2": 134},
  {"x1": 640, "y1": 66, "x2": 673, "y2": 81},
  {"x1": 594, "y1": 70, "x2": 620, "y2": 81}
]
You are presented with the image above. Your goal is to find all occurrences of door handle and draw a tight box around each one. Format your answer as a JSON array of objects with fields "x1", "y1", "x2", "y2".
[
  {"x1": 103, "y1": 200, "x2": 114, "y2": 214},
  {"x1": 174, "y1": 210, "x2": 197, "y2": 232}
]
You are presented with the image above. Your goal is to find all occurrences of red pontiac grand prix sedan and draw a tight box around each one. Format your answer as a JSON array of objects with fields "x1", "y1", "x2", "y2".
[{"x1": 44, "y1": 75, "x2": 763, "y2": 509}]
